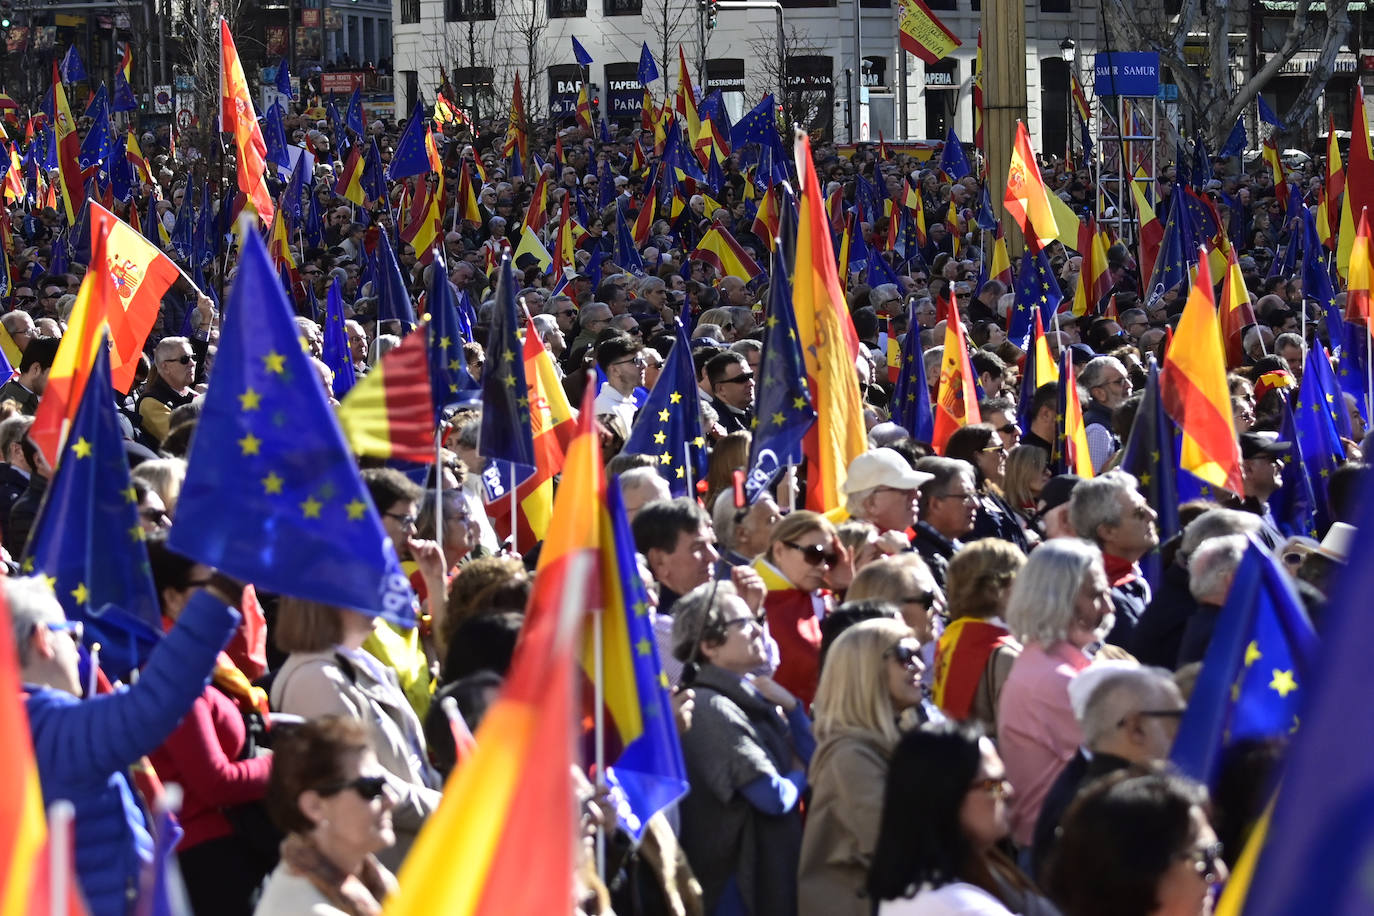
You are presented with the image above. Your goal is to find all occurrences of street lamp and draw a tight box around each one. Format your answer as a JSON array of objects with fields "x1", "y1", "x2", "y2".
[{"x1": 1060, "y1": 36, "x2": 1075, "y2": 165}]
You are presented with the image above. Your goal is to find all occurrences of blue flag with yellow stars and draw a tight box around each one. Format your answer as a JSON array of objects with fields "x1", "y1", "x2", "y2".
[
  {"x1": 25, "y1": 342, "x2": 163, "y2": 681},
  {"x1": 891, "y1": 301, "x2": 934, "y2": 445},
  {"x1": 1144, "y1": 186, "x2": 1190, "y2": 309},
  {"x1": 1310, "y1": 341, "x2": 1353, "y2": 440},
  {"x1": 322, "y1": 278, "x2": 356, "y2": 400},
  {"x1": 744, "y1": 245, "x2": 816, "y2": 502},
  {"x1": 1336, "y1": 320, "x2": 1369, "y2": 425},
  {"x1": 426, "y1": 252, "x2": 479, "y2": 419},
  {"x1": 637, "y1": 43, "x2": 659, "y2": 85},
  {"x1": 1270, "y1": 401, "x2": 1319, "y2": 539},
  {"x1": 1118, "y1": 359, "x2": 1178, "y2": 590},
  {"x1": 276, "y1": 57, "x2": 295, "y2": 99},
  {"x1": 478, "y1": 256, "x2": 537, "y2": 468},
  {"x1": 1007, "y1": 249, "x2": 1062, "y2": 350},
  {"x1": 603, "y1": 476, "x2": 689, "y2": 839},
  {"x1": 168, "y1": 227, "x2": 416, "y2": 627},
  {"x1": 1170, "y1": 536, "x2": 1318, "y2": 788},
  {"x1": 363, "y1": 139, "x2": 389, "y2": 206},
  {"x1": 624, "y1": 318, "x2": 707, "y2": 497},
  {"x1": 938, "y1": 129, "x2": 972, "y2": 181},
  {"x1": 262, "y1": 101, "x2": 291, "y2": 170},
  {"x1": 78, "y1": 84, "x2": 112, "y2": 171},
  {"x1": 346, "y1": 87, "x2": 365, "y2": 138},
  {"x1": 385, "y1": 101, "x2": 431, "y2": 182},
  {"x1": 1288, "y1": 349, "x2": 1346, "y2": 533},
  {"x1": 375, "y1": 226, "x2": 416, "y2": 332}
]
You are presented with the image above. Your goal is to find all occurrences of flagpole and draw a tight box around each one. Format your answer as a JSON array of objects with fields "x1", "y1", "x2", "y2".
[
  {"x1": 593, "y1": 599, "x2": 607, "y2": 876},
  {"x1": 1365, "y1": 328, "x2": 1373, "y2": 422},
  {"x1": 433, "y1": 426, "x2": 444, "y2": 570},
  {"x1": 784, "y1": 462, "x2": 796, "y2": 512},
  {"x1": 683, "y1": 442, "x2": 695, "y2": 497},
  {"x1": 49, "y1": 801, "x2": 74, "y2": 916},
  {"x1": 86, "y1": 642, "x2": 100, "y2": 697}
]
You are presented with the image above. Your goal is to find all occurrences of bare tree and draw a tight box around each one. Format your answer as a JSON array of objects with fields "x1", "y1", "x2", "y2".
[
  {"x1": 750, "y1": 22, "x2": 828, "y2": 141},
  {"x1": 177, "y1": 0, "x2": 245, "y2": 129},
  {"x1": 499, "y1": 0, "x2": 552, "y2": 120},
  {"x1": 423, "y1": 1, "x2": 500, "y2": 123},
  {"x1": 1100, "y1": 0, "x2": 1352, "y2": 148}
]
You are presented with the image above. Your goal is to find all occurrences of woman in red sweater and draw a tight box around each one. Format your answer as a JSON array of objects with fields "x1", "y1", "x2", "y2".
[
  {"x1": 752, "y1": 510, "x2": 840, "y2": 709},
  {"x1": 147, "y1": 536, "x2": 276, "y2": 915}
]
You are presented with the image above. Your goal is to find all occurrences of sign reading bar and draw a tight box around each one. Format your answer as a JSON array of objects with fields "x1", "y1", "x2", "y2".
[
  {"x1": 548, "y1": 63, "x2": 583, "y2": 119},
  {"x1": 1094, "y1": 52, "x2": 1160, "y2": 98}
]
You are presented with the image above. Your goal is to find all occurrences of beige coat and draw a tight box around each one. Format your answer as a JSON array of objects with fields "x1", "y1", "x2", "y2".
[
  {"x1": 797, "y1": 729, "x2": 893, "y2": 916},
  {"x1": 271, "y1": 649, "x2": 442, "y2": 871}
]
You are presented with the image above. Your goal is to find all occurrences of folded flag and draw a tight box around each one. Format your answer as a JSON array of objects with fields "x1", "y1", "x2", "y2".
[{"x1": 337, "y1": 324, "x2": 435, "y2": 464}]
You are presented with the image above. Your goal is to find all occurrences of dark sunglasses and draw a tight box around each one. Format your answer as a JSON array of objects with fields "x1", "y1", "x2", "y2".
[
  {"x1": 995, "y1": 423, "x2": 1018, "y2": 435},
  {"x1": 162, "y1": 354, "x2": 194, "y2": 365},
  {"x1": 318, "y1": 775, "x2": 390, "y2": 801},
  {"x1": 902, "y1": 590, "x2": 938, "y2": 609},
  {"x1": 718, "y1": 371, "x2": 754, "y2": 385},
  {"x1": 14, "y1": 295, "x2": 34, "y2": 303},
  {"x1": 884, "y1": 642, "x2": 921, "y2": 668},
  {"x1": 783, "y1": 540, "x2": 838, "y2": 566}
]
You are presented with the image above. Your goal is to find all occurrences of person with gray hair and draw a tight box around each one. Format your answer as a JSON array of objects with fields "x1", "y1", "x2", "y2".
[
  {"x1": 1274, "y1": 331, "x2": 1306, "y2": 380},
  {"x1": 670, "y1": 579, "x2": 814, "y2": 916},
  {"x1": 1068, "y1": 470, "x2": 1158, "y2": 650},
  {"x1": 868, "y1": 283, "x2": 902, "y2": 313},
  {"x1": 530, "y1": 312, "x2": 566, "y2": 363},
  {"x1": 1132, "y1": 508, "x2": 1263, "y2": 668},
  {"x1": 1178, "y1": 533, "x2": 1252, "y2": 666},
  {"x1": 619, "y1": 465, "x2": 671, "y2": 524},
  {"x1": 1079, "y1": 355, "x2": 1133, "y2": 472},
  {"x1": 1030, "y1": 664, "x2": 1186, "y2": 879},
  {"x1": 997, "y1": 538, "x2": 1112, "y2": 848},
  {"x1": 912, "y1": 456, "x2": 978, "y2": 590}
]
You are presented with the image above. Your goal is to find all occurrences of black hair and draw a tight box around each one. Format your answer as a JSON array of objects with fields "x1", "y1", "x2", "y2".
[
  {"x1": 1327, "y1": 461, "x2": 1367, "y2": 524},
  {"x1": 867, "y1": 721, "x2": 988, "y2": 902},
  {"x1": 1032, "y1": 382, "x2": 1060, "y2": 418},
  {"x1": 18, "y1": 336, "x2": 59, "y2": 374},
  {"x1": 1045, "y1": 767, "x2": 1209, "y2": 916},
  {"x1": 145, "y1": 530, "x2": 199, "y2": 600},
  {"x1": 359, "y1": 467, "x2": 422, "y2": 515},
  {"x1": 442, "y1": 611, "x2": 524, "y2": 683},
  {"x1": 631, "y1": 497, "x2": 709, "y2": 558},
  {"x1": 704, "y1": 349, "x2": 747, "y2": 387},
  {"x1": 594, "y1": 332, "x2": 639, "y2": 371}
]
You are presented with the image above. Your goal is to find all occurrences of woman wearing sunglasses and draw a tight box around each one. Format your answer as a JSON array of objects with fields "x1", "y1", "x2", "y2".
[
  {"x1": 754, "y1": 510, "x2": 841, "y2": 709},
  {"x1": 799, "y1": 618, "x2": 926, "y2": 916},
  {"x1": 1046, "y1": 769, "x2": 1227, "y2": 916},
  {"x1": 867, "y1": 722, "x2": 1055, "y2": 915},
  {"x1": 256, "y1": 716, "x2": 398, "y2": 916}
]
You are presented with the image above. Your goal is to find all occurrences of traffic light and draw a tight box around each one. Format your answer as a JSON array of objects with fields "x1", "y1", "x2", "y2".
[
  {"x1": 589, "y1": 83, "x2": 600, "y2": 117},
  {"x1": 707, "y1": 0, "x2": 718, "y2": 29},
  {"x1": 1, "y1": 1, "x2": 12, "y2": 29}
]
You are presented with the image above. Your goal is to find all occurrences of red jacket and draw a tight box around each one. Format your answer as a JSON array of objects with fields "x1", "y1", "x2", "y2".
[{"x1": 762, "y1": 587, "x2": 824, "y2": 710}]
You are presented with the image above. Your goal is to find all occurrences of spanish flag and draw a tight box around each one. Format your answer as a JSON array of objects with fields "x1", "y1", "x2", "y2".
[
  {"x1": 933, "y1": 300, "x2": 981, "y2": 454},
  {"x1": 675, "y1": 47, "x2": 700, "y2": 140},
  {"x1": 794, "y1": 131, "x2": 867, "y2": 510},
  {"x1": 220, "y1": 20, "x2": 274, "y2": 223},
  {"x1": 456, "y1": 162, "x2": 482, "y2": 227},
  {"x1": 575, "y1": 82, "x2": 593, "y2": 132},
  {"x1": 1219, "y1": 242, "x2": 1257, "y2": 369},
  {"x1": 337, "y1": 324, "x2": 435, "y2": 463},
  {"x1": 125, "y1": 129, "x2": 153, "y2": 187},
  {"x1": 97, "y1": 203, "x2": 183, "y2": 391},
  {"x1": 424, "y1": 124, "x2": 443, "y2": 173},
  {"x1": 1161, "y1": 253, "x2": 1243, "y2": 494},
  {"x1": 1004, "y1": 121, "x2": 1057, "y2": 253},
  {"x1": 501, "y1": 73, "x2": 528, "y2": 168},
  {"x1": 335, "y1": 145, "x2": 366, "y2": 206},
  {"x1": 1130, "y1": 171, "x2": 1162, "y2": 291},
  {"x1": 1054, "y1": 347, "x2": 1093, "y2": 477},
  {"x1": 2, "y1": 142, "x2": 22, "y2": 203},
  {"x1": 1345, "y1": 209, "x2": 1373, "y2": 331},
  {"x1": 897, "y1": 0, "x2": 961, "y2": 64},
  {"x1": 384, "y1": 389, "x2": 598, "y2": 916},
  {"x1": 933, "y1": 617, "x2": 1018, "y2": 720},
  {"x1": 689, "y1": 221, "x2": 763, "y2": 282},
  {"x1": 51, "y1": 63, "x2": 83, "y2": 225},
  {"x1": 523, "y1": 317, "x2": 576, "y2": 478},
  {"x1": 522, "y1": 170, "x2": 549, "y2": 236}
]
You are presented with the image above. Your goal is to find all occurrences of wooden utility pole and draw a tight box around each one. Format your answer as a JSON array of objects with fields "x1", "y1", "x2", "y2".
[{"x1": 981, "y1": 0, "x2": 1026, "y2": 255}]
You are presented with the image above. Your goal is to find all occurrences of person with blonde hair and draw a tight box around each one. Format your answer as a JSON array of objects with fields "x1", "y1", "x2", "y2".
[
  {"x1": 131, "y1": 456, "x2": 188, "y2": 519},
  {"x1": 754, "y1": 510, "x2": 840, "y2": 707},
  {"x1": 1002, "y1": 444, "x2": 1051, "y2": 532},
  {"x1": 799, "y1": 618, "x2": 924, "y2": 915},
  {"x1": 933, "y1": 540, "x2": 1026, "y2": 731},
  {"x1": 846, "y1": 553, "x2": 943, "y2": 667}
]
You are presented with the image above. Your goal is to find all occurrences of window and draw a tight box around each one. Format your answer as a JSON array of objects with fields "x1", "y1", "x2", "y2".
[
  {"x1": 400, "y1": 0, "x2": 420, "y2": 24},
  {"x1": 1040, "y1": 0, "x2": 1071, "y2": 12},
  {"x1": 445, "y1": 0, "x2": 495, "y2": 20},
  {"x1": 603, "y1": 0, "x2": 641, "y2": 13},
  {"x1": 926, "y1": 0, "x2": 955, "y2": 11},
  {"x1": 548, "y1": 0, "x2": 587, "y2": 17}
]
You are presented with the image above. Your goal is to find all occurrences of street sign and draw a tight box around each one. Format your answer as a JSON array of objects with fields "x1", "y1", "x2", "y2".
[
  {"x1": 153, "y1": 85, "x2": 173, "y2": 113},
  {"x1": 1094, "y1": 52, "x2": 1160, "y2": 98},
  {"x1": 177, "y1": 109, "x2": 193, "y2": 130}
]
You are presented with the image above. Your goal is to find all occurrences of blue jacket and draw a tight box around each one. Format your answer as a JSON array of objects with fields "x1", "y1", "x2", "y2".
[{"x1": 25, "y1": 591, "x2": 239, "y2": 916}]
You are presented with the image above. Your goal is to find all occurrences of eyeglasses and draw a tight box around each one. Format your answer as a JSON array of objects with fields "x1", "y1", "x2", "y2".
[
  {"x1": 611, "y1": 354, "x2": 648, "y2": 368},
  {"x1": 1179, "y1": 841, "x2": 1224, "y2": 882},
  {"x1": 968, "y1": 777, "x2": 1011, "y2": 798},
  {"x1": 782, "y1": 540, "x2": 839, "y2": 566},
  {"x1": 883, "y1": 642, "x2": 922, "y2": 669},
  {"x1": 385, "y1": 511, "x2": 418, "y2": 528},
  {"x1": 44, "y1": 620, "x2": 84, "y2": 645},
  {"x1": 902, "y1": 590, "x2": 938, "y2": 609},
  {"x1": 162, "y1": 354, "x2": 194, "y2": 365},
  {"x1": 717, "y1": 372, "x2": 754, "y2": 385},
  {"x1": 14, "y1": 296, "x2": 35, "y2": 303},
  {"x1": 980, "y1": 443, "x2": 1007, "y2": 454},
  {"x1": 995, "y1": 423, "x2": 1018, "y2": 435},
  {"x1": 722, "y1": 612, "x2": 767, "y2": 632},
  {"x1": 317, "y1": 775, "x2": 391, "y2": 802},
  {"x1": 937, "y1": 491, "x2": 979, "y2": 504},
  {"x1": 1093, "y1": 377, "x2": 1130, "y2": 390},
  {"x1": 558, "y1": 308, "x2": 579, "y2": 317}
]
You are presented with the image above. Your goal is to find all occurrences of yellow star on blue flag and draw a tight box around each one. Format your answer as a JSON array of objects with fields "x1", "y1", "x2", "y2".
[{"x1": 623, "y1": 318, "x2": 706, "y2": 497}]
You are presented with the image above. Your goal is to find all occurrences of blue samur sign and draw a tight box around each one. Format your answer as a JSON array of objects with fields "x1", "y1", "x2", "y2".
[{"x1": 1094, "y1": 52, "x2": 1161, "y2": 98}]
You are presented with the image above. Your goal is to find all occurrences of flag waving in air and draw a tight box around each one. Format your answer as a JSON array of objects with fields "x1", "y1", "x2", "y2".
[{"x1": 219, "y1": 19, "x2": 274, "y2": 223}]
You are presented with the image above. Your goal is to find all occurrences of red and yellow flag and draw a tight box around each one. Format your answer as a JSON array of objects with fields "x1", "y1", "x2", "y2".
[
  {"x1": 335, "y1": 146, "x2": 366, "y2": 205},
  {"x1": 690, "y1": 221, "x2": 763, "y2": 282},
  {"x1": 1345, "y1": 209, "x2": 1373, "y2": 332},
  {"x1": 523, "y1": 316, "x2": 576, "y2": 480},
  {"x1": 456, "y1": 163, "x2": 481, "y2": 227},
  {"x1": 1056, "y1": 347, "x2": 1093, "y2": 477},
  {"x1": 1219, "y1": 242, "x2": 1257, "y2": 369},
  {"x1": 502, "y1": 73, "x2": 528, "y2": 166},
  {"x1": 337, "y1": 325, "x2": 436, "y2": 463},
  {"x1": 575, "y1": 82, "x2": 593, "y2": 132},
  {"x1": 897, "y1": 0, "x2": 962, "y2": 64},
  {"x1": 1130, "y1": 171, "x2": 1163, "y2": 291},
  {"x1": 794, "y1": 132, "x2": 866, "y2": 511},
  {"x1": 220, "y1": 20, "x2": 274, "y2": 223},
  {"x1": 95, "y1": 203, "x2": 183, "y2": 391},
  {"x1": 1161, "y1": 253, "x2": 1243, "y2": 494},
  {"x1": 522, "y1": 171, "x2": 549, "y2": 236},
  {"x1": 675, "y1": 47, "x2": 700, "y2": 140},
  {"x1": 933, "y1": 300, "x2": 981, "y2": 453},
  {"x1": 1032, "y1": 311, "x2": 1060, "y2": 388},
  {"x1": 385, "y1": 391, "x2": 597, "y2": 916},
  {"x1": 1004, "y1": 121, "x2": 1056, "y2": 252},
  {"x1": 51, "y1": 63, "x2": 82, "y2": 225},
  {"x1": 2, "y1": 142, "x2": 22, "y2": 203}
]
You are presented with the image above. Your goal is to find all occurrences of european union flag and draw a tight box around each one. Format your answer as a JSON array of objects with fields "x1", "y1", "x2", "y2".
[
  {"x1": 426, "y1": 250, "x2": 479, "y2": 418},
  {"x1": 170, "y1": 182, "x2": 195, "y2": 261},
  {"x1": 866, "y1": 249, "x2": 901, "y2": 289},
  {"x1": 638, "y1": 43, "x2": 659, "y2": 85},
  {"x1": 386, "y1": 102, "x2": 431, "y2": 182},
  {"x1": 326, "y1": 99, "x2": 346, "y2": 151},
  {"x1": 1303, "y1": 208, "x2": 1336, "y2": 316},
  {"x1": 305, "y1": 182, "x2": 326, "y2": 247},
  {"x1": 974, "y1": 185, "x2": 998, "y2": 232},
  {"x1": 276, "y1": 57, "x2": 295, "y2": 99},
  {"x1": 603, "y1": 477, "x2": 689, "y2": 839},
  {"x1": 363, "y1": 138, "x2": 388, "y2": 205},
  {"x1": 109, "y1": 135, "x2": 135, "y2": 203},
  {"x1": 1170, "y1": 537, "x2": 1318, "y2": 788},
  {"x1": 280, "y1": 154, "x2": 309, "y2": 229},
  {"x1": 168, "y1": 227, "x2": 415, "y2": 627},
  {"x1": 78, "y1": 84, "x2": 112, "y2": 170},
  {"x1": 1118, "y1": 360, "x2": 1178, "y2": 590},
  {"x1": 1257, "y1": 95, "x2": 1285, "y2": 129},
  {"x1": 113, "y1": 56, "x2": 137, "y2": 113},
  {"x1": 479, "y1": 257, "x2": 537, "y2": 468},
  {"x1": 1007, "y1": 249, "x2": 1062, "y2": 350},
  {"x1": 730, "y1": 94, "x2": 781, "y2": 157},
  {"x1": 143, "y1": 190, "x2": 163, "y2": 249},
  {"x1": 1219, "y1": 118, "x2": 1247, "y2": 159},
  {"x1": 345, "y1": 87, "x2": 365, "y2": 137},
  {"x1": 624, "y1": 318, "x2": 707, "y2": 497},
  {"x1": 745, "y1": 245, "x2": 816, "y2": 501},
  {"x1": 1289, "y1": 348, "x2": 1346, "y2": 532},
  {"x1": 322, "y1": 278, "x2": 356, "y2": 399},
  {"x1": 892, "y1": 302, "x2": 934, "y2": 445},
  {"x1": 1336, "y1": 320, "x2": 1369, "y2": 424},
  {"x1": 262, "y1": 102, "x2": 290, "y2": 170},
  {"x1": 375, "y1": 226, "x2": 416, "y2": 332},
  {"x1": 1144, "y1": 186, "x2": 1190, "y2": 308},
  {"x1": 597, "y1": 158, "x2": 615, "y2": 211},
  {"x1": 1269, "y1": 401, "x2": 1318, "y2": 538},
  {"x1": 938, "y1": 129, "x2": 972, "y2": 180},
  {"x1": 1238, "y1": 468, "x2": 1374, "y2": 916},
  {"x1": 60, "y1": 43, "x2": 87, "y2": 83},
  {"x1": 615, "y1": 203, "x2": 644, "y2": 276},
  {"x1": 1309, "y1": 340, "x2": 1353, "y2": 440},
  {"x1": 24, "y1": 342, "x2": 162, "y2": 681}
]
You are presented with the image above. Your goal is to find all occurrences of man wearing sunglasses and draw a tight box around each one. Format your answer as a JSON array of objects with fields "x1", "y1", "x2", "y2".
[
  {"x1": 842, "y1": 448, "x2": 935, "y2": 541},
  {"x1": 137, "y1": 336, "x2": 198, "y2": 445},
  {"x1": 705, "y1": 350, "x2": 755, "y2": 435},
  {"x1": 12, "y1": 573, "x2": 243, "y2": 916}
]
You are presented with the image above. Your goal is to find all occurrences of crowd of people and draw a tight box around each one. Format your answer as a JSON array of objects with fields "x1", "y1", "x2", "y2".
[{"x1": 1, "y1": 65, "x2": 1367, "y2": 916}]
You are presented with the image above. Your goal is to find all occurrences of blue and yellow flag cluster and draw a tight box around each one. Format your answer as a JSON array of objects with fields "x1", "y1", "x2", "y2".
[
  {"x1": 1007, "y1": 248, "x2": 1062, "y2": 351},
  {"x1": 426, "y1": 253, "x2": 479, "y2": 418},
  {"x1": 1170, "y1": 536, "x2": 1318, "y2": 788},
  {"x1": 169, "y1": 228, "x2": 415, "y2": 627},
  {"x1": 891, "y1": 300, "x2": 934, "y2": 445},
  {"x1": 478, "y1": 257, "x2": 537, "y2": 469},
  {"x1": 322, "y1": 278, "x2": 357, "y2": 400},
  {"x1": 1118, "y1": 360, "x2": 1179, "y2": 589},
  {"x1": 623, "y1": 319, "x2": 707, "y2": 497},
  {"x1": 24, "y1": 342, "x2": 161, "y2": 681},
  {"x1": 745, "y1": 245, "x2": 816, "y2": 502}
]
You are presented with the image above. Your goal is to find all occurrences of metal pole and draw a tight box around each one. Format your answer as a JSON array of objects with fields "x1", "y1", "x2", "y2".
[{"x1": 853, "y1": 0, "x2": 862, "y2": 143}]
